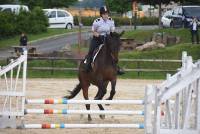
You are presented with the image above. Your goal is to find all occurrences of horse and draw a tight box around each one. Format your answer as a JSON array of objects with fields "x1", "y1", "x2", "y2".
[{"x1": 64, "y1": 31, "x2": 124, "y2": 121}]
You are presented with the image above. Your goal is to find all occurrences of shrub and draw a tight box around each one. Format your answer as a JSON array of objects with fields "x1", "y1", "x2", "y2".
[
  {"x1": 0, "y1": 12, "x2": 17, "y2": 39},
  {"x1": 29, "y1": 7, "x2": 49, "y2": 33},
  {"x1": 137, "y1": 17, "x2": 158, "y2": 25},
  {"x1": 15, "y1": 10, "x2": 31, "y2": 33},
  {"x1": 16, "y1": 7, "x2": 48, "y2": 34},
  {"x1": 74, "y1": 16, "x2": 158, "y2": 26},
  {"x1": 0, "y1": 7, "x2": 48, "y2": 39}
]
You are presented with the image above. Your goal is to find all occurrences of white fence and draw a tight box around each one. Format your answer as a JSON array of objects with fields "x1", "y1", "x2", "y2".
[
  {"x1": 145, "y1": 52, "x2": 200, "y2": 134},
  {"x1": 0, "y1": 51, "x2": 27, "y2": 128}
]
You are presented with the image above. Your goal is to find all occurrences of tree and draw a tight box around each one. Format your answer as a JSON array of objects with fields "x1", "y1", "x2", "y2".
[
  {"x1": 0, "y1": 0, "x2": 15, "y2": 4},
  {"x1": 19, "y1": 0, "x2": 77, "y2": 10},
  {"x1": 105, "y1": 0, "x2": 132, "y2": 15}
]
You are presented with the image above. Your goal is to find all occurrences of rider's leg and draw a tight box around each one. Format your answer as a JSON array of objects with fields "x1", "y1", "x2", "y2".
[{"x1": 85, "y1": 37, "x2": 99, "y2": 72}]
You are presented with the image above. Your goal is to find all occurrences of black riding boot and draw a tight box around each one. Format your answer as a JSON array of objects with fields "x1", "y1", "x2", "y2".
[
  {"x1": 84, "y1": 56, "x2": 92, "y2": 72},
  {"x1": 117, "y1": 66, "x2": 125, "y2": 75}
]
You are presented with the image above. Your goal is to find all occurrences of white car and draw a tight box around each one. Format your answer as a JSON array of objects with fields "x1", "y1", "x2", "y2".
[
  {"x1": 43, "y1": 9, "x2": 74, "y2": 29},
  {"x1": 161, "y1": 10, "x2": 173, "y2": 28},
  {"x1": 0, "y1": 4, "x2": 29, "y2": 14}
]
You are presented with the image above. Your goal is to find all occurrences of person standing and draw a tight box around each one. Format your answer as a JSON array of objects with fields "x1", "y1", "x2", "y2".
[
  {"x1": 19, "y1": 32, "x2": 28, "y2": 53},
  {"x1": 190, "y1": 17, "x2": 200, "y2": 44},
  {"x1": 20, "y1": 32, "x2": 28, "y2": 46}
]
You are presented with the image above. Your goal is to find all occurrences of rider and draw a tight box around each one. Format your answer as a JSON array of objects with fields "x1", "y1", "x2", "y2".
[{"x1": 84, "y1": 6, "x2": 124, "y2": 75}]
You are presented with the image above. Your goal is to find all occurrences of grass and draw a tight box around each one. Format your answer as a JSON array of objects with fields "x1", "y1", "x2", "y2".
[
  {"x1": 118, "y1": 43, "x2": 200, "y2": 79},
  {"x1": 0, "y1": 28, "x2": 77, "y2": 49},
  {"x1": 123, "y1": 28, "x2": 192, "y2": 43},
  {"x1": 120, "y1": 43, "x2": 200, "y2": 60}
]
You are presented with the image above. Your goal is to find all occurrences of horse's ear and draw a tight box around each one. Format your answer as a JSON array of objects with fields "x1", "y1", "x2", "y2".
[{"x1": 119, "y1": 31, "x2": 125, "y2": 37}]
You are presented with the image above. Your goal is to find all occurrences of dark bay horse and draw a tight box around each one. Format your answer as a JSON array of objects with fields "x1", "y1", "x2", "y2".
[{"x1": 64, "y1": 31, "x2": 124, "y2": 121}]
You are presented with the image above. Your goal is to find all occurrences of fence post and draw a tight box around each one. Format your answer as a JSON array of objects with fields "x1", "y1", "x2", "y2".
[
  {"x1": 51, "y1": 58, "x2": 54, "y2": 75},
  {"x1": 137, "y1": 61, "x2": 140, "y2": 77},
  {"x1": 145, "y1": 85, "x2": 154, "y2": 134},
  {"x1": 153, "y1": 87, "x2": 160, "y2": 134}
]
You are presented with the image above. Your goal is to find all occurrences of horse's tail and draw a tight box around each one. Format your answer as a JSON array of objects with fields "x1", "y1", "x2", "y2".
[{"x1": 63, "y1": 83, "x2": 82, "y2": 99}]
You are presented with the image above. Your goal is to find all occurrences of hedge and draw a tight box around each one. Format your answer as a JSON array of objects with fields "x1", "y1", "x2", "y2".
[
  {"x1": 74, "y1": 16, "x2": 159, "y2": 26},
  {"x1": 0, "y1": 7, "x2": 48, "y2": 39}
]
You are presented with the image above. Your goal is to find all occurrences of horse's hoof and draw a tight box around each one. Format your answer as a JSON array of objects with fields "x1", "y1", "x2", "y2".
[
  {"x1": 105, "y1": 98, "x2": 111, "y2": 106},
  {"x1": 63, "y1": 96, "x2": 68, "y2": 99},
  {"x1": 94, "y1": 97, "x2": 100, "y2": 100},
  {"x1": 99, "y1": 115, "x2": 105, "y2": 120}
]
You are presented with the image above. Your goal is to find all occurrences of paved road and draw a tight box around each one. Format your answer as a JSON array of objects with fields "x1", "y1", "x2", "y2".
[{"x1": 0, "y1": 25, "x2": 158, "y2": 59}]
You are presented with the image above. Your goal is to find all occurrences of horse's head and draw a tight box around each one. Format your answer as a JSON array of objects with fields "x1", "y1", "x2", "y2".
[{"x1": 106, "y1": 31, "x2": 124, "y2": 63}]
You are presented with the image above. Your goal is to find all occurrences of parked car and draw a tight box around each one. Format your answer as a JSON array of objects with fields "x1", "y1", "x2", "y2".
[
  {"x1": 43, "y1": 9, "x2": 74, "y2": 29},
  {"x1": 0, "y1": 4, "x2": 29, "y2": 14},
  {"x1": 162, "y1": 6, "x2": 200, "y2": 28},
  {"x1": 161, "y1": 10, "x2": 173, "y2": 27}
]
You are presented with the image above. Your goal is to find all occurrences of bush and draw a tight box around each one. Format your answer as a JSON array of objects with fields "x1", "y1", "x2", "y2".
[
  {"x1": 0, "y1": 12, "x2": 17, "y2": 39},
  {"x1": 28, "y1": 7, "x2": 49, "y2": 33},
  {"x1": 137, "y1": 17, "x2": 159, "y2": 25},
  {"x1": 0, "y1": 7, "x2": 48, "y2": 39},
  {"x1": 16, "y1": 10, "x2": 31, "y2": 33},
  {"x1": 74, "y1": 16, "x2": 158, "y2": 26},
  {"x1": 74, "y1": 16, "x2": 97, "y2": 26},
  {"x1": 16, "y1": 7, "x2": 48, "y2": 34}
]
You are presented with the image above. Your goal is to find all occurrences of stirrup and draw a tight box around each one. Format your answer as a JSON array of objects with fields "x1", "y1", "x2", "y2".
[{"x1": 117, "y1": 69, "x2": 125, "y2": 75}]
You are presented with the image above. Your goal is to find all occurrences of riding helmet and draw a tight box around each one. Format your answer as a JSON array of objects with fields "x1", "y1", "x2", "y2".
[{"x1": 100, "y1": 6, "x2": 109, "y2": 15}]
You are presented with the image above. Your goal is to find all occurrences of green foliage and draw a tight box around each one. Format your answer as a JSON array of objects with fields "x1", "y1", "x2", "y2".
[
  {"x1": 74, "y1": 16, "x2": 96, "y2": 26},
  {"x1": 15, "y1": 10, "x2": 31, "y2": 33},
  {"x1": 0, "y1": 7, "x2": 48, "y2": 39},
  {"x1": 106, "y1": 0, "x2": 132, "y2": 14},
  {"x1": 137, "y1": 17, "x2": 158, "y2": 25},
  {"x1": 123, "y1": 28, "x2": 192, "y2": 43},
  {"x1": 120, "y1": 44, "x2": 200, "y2": 60},
  {"x1": 27, "y1": 7, "x2": 49, "y2": 33},
  {"x1": 19, "y1": 0, "x2": 77, "y2": 10},
  {"x1": 0, "y1": 0, "x2": 15, "y2": 4},
  {"x1": 0, "y1": 12, "x2": 17, "y2": 38},
  {"x1": 74, "y1": 16, "x2": 158, "y2": 26},
  {"x1": 118, "y1": 43, "x2": 200, "y2": 79}
]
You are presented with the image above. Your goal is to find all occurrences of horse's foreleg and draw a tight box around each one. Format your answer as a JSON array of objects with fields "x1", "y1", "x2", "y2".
[
  {"x1": 82, "y1": 85, "x2": 92, "y2": 121},
  {"x1": 94, "y1": 80, "x2": 107, "y2": 100},
  {"x1": 106, "y1": 79, "x2": 116, "y2": 100},
  {"x1": 98, "y1": 104, "x2": 105, "y2": 119},
  {"x1": 94, "y1": 81, "x2": 108, "y2": 119}
]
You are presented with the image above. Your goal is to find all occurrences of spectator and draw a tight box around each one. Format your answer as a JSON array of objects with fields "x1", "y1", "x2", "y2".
[
  {"x1": 190, "y1": 16, "x2": 200, "y2": 44},
  {"x1": 19, "y1": 32, "x2": 28, "y2": 53}
]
